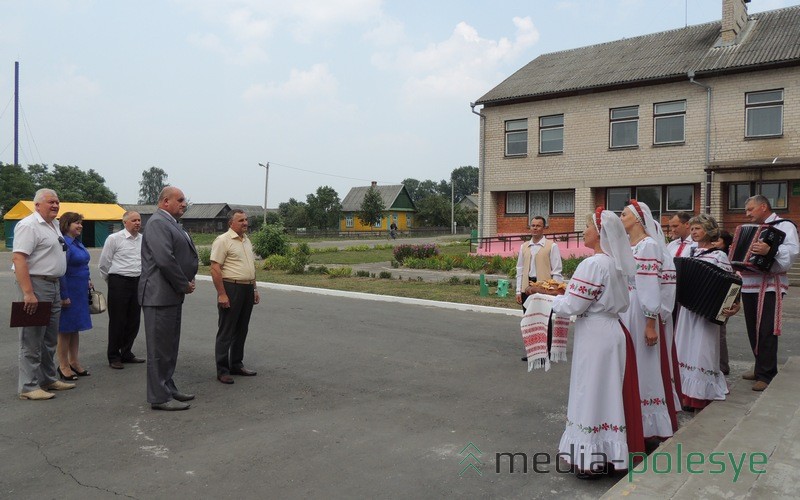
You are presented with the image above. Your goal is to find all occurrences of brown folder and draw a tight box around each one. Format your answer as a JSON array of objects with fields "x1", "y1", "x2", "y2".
[{"x1": 10, "y1": 302, "x2": 53, "y2": 328}]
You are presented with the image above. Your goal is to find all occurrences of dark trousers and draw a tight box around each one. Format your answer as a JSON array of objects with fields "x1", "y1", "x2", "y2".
[
  {"x1": 144, "y1": 305, "x2": 182, "y2": 404},
  {"x1": 742, "y1": 292, "x2": 779, "y2": 384},
  {"x1": 216, "y1": 282, "x2": 255, "y2": 375},
  {"x1": 107, "y1": 274, "x2": 141, "y2": 362}
]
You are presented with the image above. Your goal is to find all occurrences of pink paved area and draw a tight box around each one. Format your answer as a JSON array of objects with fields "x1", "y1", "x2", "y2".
[{"x1": 475, "y1": 237, "x2": 594, "y2": 258}]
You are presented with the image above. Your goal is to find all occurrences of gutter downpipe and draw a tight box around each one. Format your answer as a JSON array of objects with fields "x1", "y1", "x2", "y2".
[
  {"x1": 689, "y1": 71, "x2": 712, "y2": 214},
  {"x1": 470, "y1": 102, "x2": 486, "y2": 239}
]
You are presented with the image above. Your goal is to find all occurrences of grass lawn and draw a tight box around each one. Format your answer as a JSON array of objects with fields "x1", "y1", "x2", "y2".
[{"x1": 197, "y1": 265, "x2": 518, "y2": 310}]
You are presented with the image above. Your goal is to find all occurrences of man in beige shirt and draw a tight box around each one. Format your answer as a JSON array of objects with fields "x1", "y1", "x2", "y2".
[{"x1": 210, "y1": 209, "x2": 260, "y2": 384}]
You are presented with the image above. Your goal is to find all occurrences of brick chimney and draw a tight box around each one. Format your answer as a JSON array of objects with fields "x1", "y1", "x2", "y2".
[
  {"x1": 721, "y1": 0, "x2": 750, "y2": 44},
  {"x1": 371, "y1": 181, "x2": 377, "y2": 187}
]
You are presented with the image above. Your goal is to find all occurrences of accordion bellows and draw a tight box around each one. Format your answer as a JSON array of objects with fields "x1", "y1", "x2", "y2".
[{"x1": 675, "y1": 257, "x2": 742, "y2": 325}]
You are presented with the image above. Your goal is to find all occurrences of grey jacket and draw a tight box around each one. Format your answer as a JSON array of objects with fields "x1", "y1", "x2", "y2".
[{"x1": 138, "y1": 209, "x2": 199, "y2": 306}]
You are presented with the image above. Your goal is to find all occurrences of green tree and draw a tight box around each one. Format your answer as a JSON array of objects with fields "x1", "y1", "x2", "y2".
[
  {"x1": 0, "y1": 163, "x2": 35, "y2": 214},
  {"x1": 278, "y1": 198, "x2": 310, "y2": 229},
  {"x1": 357, "y1": 186, "x2": 385, "y2": 229},
  {"x1": 138, "y1": 167, "x2": 169, "y2": 204},
  {"x1": 51, "y1": 165, "x2": 117, "y2": 203},
  {"x1": 251, "y1": 224, "x2": 289, "y2": 257},
  {"x1": 450, "y1": 165, "x2": 478, "y2": 201},
  {"x1": 415, "y1": 194, "x2": 451, "y2": 227},
  {"x1": 306, "y1": 185, "x2": 341, "y2": 230}
]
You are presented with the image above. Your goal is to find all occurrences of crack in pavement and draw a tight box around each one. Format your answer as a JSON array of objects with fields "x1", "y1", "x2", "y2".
[{"x1": 19, "y1": 435, "x2": 138, "y2": 499}]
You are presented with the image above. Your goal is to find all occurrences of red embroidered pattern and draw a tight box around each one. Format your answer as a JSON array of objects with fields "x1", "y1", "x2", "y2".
[
  {"x1": 679, "y1": 361, "x2": 720, "y2": 377},
  {"x1": 567, "y1": 418, "x2": 626, "y2": 434},
  {"x1": 641, "y1": 398, "x2": 665, "y2": 406}
]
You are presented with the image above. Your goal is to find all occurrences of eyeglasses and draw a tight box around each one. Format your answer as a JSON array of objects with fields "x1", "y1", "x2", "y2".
[{"x1": 58, "y1": 236, "x2": 67, "y2": 252}]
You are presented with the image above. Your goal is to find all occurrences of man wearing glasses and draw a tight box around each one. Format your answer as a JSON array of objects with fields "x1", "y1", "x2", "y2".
[{"x1": 12, "y1": 188, "x2": 75, "y2": 400}]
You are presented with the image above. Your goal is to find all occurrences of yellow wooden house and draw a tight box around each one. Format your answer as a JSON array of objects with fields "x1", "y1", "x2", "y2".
[{"x1": 340, "y1": 182, "x2": 417, "y2": 232}]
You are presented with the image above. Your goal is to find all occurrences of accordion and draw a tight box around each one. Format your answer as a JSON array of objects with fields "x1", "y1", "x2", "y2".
[
  {"x1": 675, "y1": 257, "x2": 742, "y2": 325},
  {"x1": 729, "y1": 224, "x2": 786, "y2": 272}
]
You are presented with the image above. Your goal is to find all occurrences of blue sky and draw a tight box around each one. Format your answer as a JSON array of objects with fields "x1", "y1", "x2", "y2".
[{"x1": 0, "y1": 0, "x2": 794, "y2": 207}]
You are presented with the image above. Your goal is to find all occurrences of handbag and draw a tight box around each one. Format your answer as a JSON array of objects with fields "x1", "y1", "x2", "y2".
[{"x1": 88, "y1": 287, "x2": 107, "y2": 315}]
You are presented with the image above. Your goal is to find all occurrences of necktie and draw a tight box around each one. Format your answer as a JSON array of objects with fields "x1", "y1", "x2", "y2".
[{"x1": 676, "y1": 240, "x2": 686, "y2": 257}]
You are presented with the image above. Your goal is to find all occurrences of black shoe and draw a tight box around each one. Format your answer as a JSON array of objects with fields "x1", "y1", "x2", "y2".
[
  {"x1": 151, "y1": 400, "x2": 190, "y2": 411},
  {"x1": 70, "y1": 365, "x2": 90, "y2": 377},
  {"x1": 521, "y1": 356, "x2": 528, "y2": 362},
  {"x1": 172, "y1": 392, "x2": 195, "y2": 402},
  {"x1": 58, "y1": 367, "x2": 78, "y2": 381},
  {"x1": 122, "y1": 356, "x2": 146, "y2": 364}
]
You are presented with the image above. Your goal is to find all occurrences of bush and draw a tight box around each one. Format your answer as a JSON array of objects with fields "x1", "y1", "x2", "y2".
[
  {"x1": 463, "y1": 255, "x2": 486, "y2": 272},
  {"x1": 296, "y1": 242, "x2": 311, "y2": 256},
  {"x1": 355, "y1": 270, "x2": 371, "y2": 277},
  {"x1": 344, "y1": 244, "x2": 371, "y2": 252},
  {"x1": 287, "y1": 247, "x2": 310, "y2": 274},
  {"x1": 393, "y1": 244, "x2": 439, "y2": 263},
  {"x1": 390, "y1": 259, "x2": 400, "y2": 268},
  {"x1": 198, "y1": 247, "x2": 211, "y2": 266},
  {"x1": 373, "y1": 244, "x2": 395, "y2": 250},
  {"x1": 448, "y1": 276, "x2": 461, "y2": 285},
  {"x1": 307, "y1": 265, "x2": 329, "y2": 274},
  {"x1": 263, "y1": 254, "x2": 290, "y2": 270},
  {"x1": 312, "y1": 246, "x2": 339, "y2": 254},
  {"x1": 378, "y1": 271, "x2": 392, "y2": 279},
  {"x1": 327, "y1": 267, "x2": 352, "y2": 278},
  {"x1": 562, "y1": 255, "x2": 587, "y2": 278},
  {"x1": 251, "y1": 224, "x2": 289, "y2": 257}
]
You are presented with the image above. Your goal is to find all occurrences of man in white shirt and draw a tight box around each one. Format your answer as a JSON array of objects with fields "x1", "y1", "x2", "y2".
[
  {"x1": 666, "y1": 212, "x2": 695, "y2": 258},
  {"x1": 739, "y1": 195, "x2": 800, "y2": 391},
  {"x1": 99, "y1": 211, "x2": 144, "y2": 369},
  {"x1": 515, "y1": 216, "x2": 563, "y2": 361},
  {"x1": 12, "y1": 188, "x2": 75, "y2": 400}
]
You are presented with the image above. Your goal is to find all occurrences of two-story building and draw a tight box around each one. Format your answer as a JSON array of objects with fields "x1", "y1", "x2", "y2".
[{"x1": 472, "y1": 0, "x2": 800, "y2": 238}]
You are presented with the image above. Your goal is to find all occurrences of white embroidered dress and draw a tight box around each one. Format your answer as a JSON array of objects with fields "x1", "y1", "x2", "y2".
[
  {"x1": 619, "y1": 237, "x2": 674, "y2": 439},
  {"x1": 659, "y1": 255, "x2": 682, "y2": 409},
  {"x1": 675, "y1": 249, "x2": 731, "y2": 404},
  {"x1": 552, "y1": 254, "x2": 633, "y2": 469}
]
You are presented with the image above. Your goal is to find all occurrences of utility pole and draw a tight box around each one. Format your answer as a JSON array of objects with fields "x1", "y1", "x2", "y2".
[
  {"x1": 14, "y1": 61, "x2": 20, "y2": 166},
  {"x1": 258, "y1": 162, "x2": 269, "y2": 225},
  {"x1": 451, "y1": 173, "x2": 455, "y2": 235}
]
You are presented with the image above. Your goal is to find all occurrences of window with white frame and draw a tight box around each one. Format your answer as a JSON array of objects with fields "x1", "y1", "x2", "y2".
[
  {"x1": 746, "y1": 89, "x2": 783, "y2": 138},
  {"x1": 505, "y1": 119, "x2": 528, "y2": 156},
  {"x1": 610, "y1": 106, "x2": 639, "y2": 148},
  {"x1": 728, "y1": 183, "x2": 750, "y2": 210},
  {"x1": 758, "y1": 182, "x2": 788, "y2": 209},
  {"x1": 539, "y1": 114, "x2": 564, "y2": 153},
  {"x1": 374, "y1": 217, "x2": 383, "y2": 228},
  {"x1": 345, "y1": 215, "x2": 354, "y2": 228},
  {"x1": 666, "y1": 185, "x2": 693, "y2": 211},
  {"x1": 552, "y1": 190, "x2": 574, "y2": 214},
  {"x1": 506, "y1": 192, "x2": 527, "y2": 214},
  {"x1": 607, "y1": 187, "x2": 632, "y2": 213},
  {"x1": 654, "y1": 100, "x2": 686, "y2": 144}
]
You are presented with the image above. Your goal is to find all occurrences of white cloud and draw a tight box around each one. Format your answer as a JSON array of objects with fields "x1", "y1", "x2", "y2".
[
  {"x1": 363, "y1": 16, "x2": 406, "y2": 46},
  {"x1": 243, "y1": 63, "x2": 338, "y2": 100},
  {"x1": 372, "y1": 16, "x2": 540, "y2": 105},
  {"x1": 32, "y1": 64, "x2": 101, "y2": 104}
]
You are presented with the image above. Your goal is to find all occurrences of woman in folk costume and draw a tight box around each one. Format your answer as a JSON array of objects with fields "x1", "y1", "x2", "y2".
[
  {"x1": 619, "y1": 200, "x2": 678, "y2": 441},
  {"x1": 655, "y1": 221, "x2": 683, "y2": 415},
  {"x1": 545, "y1": 209, "x2": 645, "y2": 478},
  {"x1": 675, "y1": 214, "x2": 738, "y2": 410}
]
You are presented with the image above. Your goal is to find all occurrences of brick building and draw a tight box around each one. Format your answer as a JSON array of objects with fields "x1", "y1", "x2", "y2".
[{"x1": 472, "y1": 0, "x2": 800, "y2": 238}]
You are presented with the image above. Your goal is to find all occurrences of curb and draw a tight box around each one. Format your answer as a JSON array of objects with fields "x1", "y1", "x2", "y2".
[{"x1": 194, "y1": 275, "x2": 521, "y2": 317}]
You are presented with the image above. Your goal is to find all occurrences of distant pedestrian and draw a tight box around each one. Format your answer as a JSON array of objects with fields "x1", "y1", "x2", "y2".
[{"x1": 389, "y1": 221, "x2": 398, "y2": 239}]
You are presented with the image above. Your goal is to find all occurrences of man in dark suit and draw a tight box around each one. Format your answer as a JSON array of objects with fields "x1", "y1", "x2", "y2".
[{"x1": 138, "y1": 186, "x2": 198, "y2": 411}]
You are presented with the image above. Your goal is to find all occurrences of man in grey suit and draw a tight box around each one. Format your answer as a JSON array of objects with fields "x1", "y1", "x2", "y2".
[{"x1": 138, "y1": 186, "x2": 198, "y2": 411}]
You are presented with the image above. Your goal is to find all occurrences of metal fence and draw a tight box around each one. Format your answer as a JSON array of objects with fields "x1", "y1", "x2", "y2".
[{"x1": 472, "y1": 231, "x2": 585, "y2": 254}]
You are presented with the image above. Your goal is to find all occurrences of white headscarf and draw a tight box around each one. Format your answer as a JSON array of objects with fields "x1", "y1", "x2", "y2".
[
  {"x1": 626, "y1": 200, "x2": 671, "y2": 264},
  {"x1": 593, "y1": 208, "x2": 635, "y2": 277}
]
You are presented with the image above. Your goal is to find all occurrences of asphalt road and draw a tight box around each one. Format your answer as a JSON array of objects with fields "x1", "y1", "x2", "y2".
[{"x1": 1, "y1": 249, "x2": 798, "y2": 499}]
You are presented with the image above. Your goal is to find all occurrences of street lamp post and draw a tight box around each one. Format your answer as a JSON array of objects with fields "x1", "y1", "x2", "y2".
[{"x1": 258, "y1": 162, "x2": 269, "y2": 225}]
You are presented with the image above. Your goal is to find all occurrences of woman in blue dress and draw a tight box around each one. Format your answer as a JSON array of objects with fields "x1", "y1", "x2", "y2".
[{"x1": 57, "y1": 212, "x2": 93, "y2": 380}]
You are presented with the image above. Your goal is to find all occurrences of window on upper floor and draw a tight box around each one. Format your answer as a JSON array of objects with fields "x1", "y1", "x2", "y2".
[
  {"x1": 746, "y1": 89, "x2": 783, "y2": 138},
  {"x1": 539, "y1": 114, "x2": 564, "y2": 154},
  {"x1": 610, "y1": 106, "x2": 639, "y2": 148},
  {"x1": 506, "y1": 192, "x2": 527, "y2": 214},
  {"x1": 653, "y1": 100, "x2": 686, "y2": 144},
  {"x1": 505, "y1": 119, "x2": 528, "y2": 156}
]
